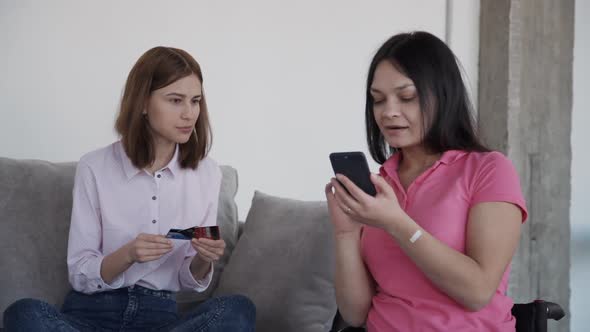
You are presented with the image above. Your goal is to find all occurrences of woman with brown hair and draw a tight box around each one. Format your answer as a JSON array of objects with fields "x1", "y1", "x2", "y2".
[{"x1": 3, "y1": 47, "x2": 256, "y2": 331}]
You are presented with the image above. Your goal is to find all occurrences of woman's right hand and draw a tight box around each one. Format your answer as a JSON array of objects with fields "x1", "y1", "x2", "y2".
[
  {"x1": 125, "y1": 233, "x2": 173, "y2": 263},
  {"x1": 325, "y1": 182, "x2": 362, "y2": 236}
]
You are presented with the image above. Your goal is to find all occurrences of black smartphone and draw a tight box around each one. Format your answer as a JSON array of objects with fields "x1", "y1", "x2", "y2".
[{"x1": 329, "y1": 152, "x2": 377, "y2": 196}]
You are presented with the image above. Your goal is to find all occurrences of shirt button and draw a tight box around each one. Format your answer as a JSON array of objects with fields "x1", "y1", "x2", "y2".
[
  {"x1": 152, "y1": 219, "x2": 157, "y2": 224},
  {"x1": 157, "y1": 174, "x2": 161, "y2": 178},
  {"x1": 97, "y1": 285, "x2": 102, "y2": 289},
  {"x1": 152, "y1": 196, "x2": 157, "y2": 200}
]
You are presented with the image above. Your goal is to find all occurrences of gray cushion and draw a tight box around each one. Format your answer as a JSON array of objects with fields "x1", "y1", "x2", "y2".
[
  {"x1": 214, "y1": 191, "x2": 337, "y2": 332},
  {"x1": 0, "y1": 158, "x2": 76, "y2": 326},
  {"x1": 0, "y1": 157, "x2": 239, "y2": 325}
]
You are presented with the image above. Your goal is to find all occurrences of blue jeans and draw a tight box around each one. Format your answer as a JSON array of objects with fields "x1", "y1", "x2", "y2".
[{"x1": 3, "y1": 286, "x2": 255, "y2": 332}]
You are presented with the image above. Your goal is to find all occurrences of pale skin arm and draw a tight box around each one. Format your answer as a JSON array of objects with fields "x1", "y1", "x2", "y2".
[
  {"x1": 100, "y1": 234, "x2": 226, "y2": 283},
  {"x1": 189, "y1": 237, "x2": 226, "y2": 280},
  {"x1": 101, "y1": 233, "x2": 173, "y2": 284},
  {"x1": 325, "y1": 184, "x2": 376, "y2": 327},
  {"x1": 328, "y1": 173, "x2": 522, "y2": 318}
]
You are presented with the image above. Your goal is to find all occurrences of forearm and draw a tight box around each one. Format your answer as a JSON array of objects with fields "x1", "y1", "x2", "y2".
[
  {"x1": 334, "y1": 231, "x2": 375, "y2": 326},
  {"x1": 100, "y1": 244, "x2": 133, "y2": 284},
  {"x1": 388, "y1": 216, "x2": 495, "y2": 311},
  {"x1": 190, "y1": 255, "x2": 212, "y2": 280}
]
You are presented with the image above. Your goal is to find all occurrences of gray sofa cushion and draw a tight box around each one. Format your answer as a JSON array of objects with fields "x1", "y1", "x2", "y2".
[
  {"x1": 0, "y1": 158, "x2": 76, "y2": 327},
  {"x1": 214, "y1": 191, "x2": 336, "y2": 332},
  {"x1": 0, "y1": 157, "x2": 239, "y2": 326}
]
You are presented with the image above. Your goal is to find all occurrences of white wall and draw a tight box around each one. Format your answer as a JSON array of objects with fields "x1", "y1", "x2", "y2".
[
  {"x1": 0, "y1": 0, "x2": 479, "y2": 220},
  {"x1": 446, "y1": 0, "x2": 480, "y2": 109},
  {"x1": 571, "y1": 2, "x2": 590, "y2": 327},
  {"x1": 572, "y1": 0, "x2": 590, "y2": 230}
]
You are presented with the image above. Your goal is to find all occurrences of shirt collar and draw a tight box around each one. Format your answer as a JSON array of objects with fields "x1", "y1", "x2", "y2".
[
  {"x1": 119, "y1": 142, "x2": 180, "y2": 180},
  {"x1": 163, "y1": 144, "x2": 181, "y2": 177},
  {"x1": 438, "y1": 150, "x2": 469, "y2": 165},
  {"x1": 380, "y1": 149, "x2": 468, "y2": 178}
]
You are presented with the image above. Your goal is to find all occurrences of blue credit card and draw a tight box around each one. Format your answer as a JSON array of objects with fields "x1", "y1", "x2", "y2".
[{"x1": 166, "y1": 229, "x2": 192, "y2": 240}]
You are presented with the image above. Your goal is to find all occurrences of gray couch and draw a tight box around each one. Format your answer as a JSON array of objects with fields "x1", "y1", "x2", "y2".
[{"x1": 0, "y1": 157, "x2": 338, "y2": 332}]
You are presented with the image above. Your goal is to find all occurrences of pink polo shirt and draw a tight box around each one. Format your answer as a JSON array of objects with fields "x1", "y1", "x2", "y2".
[
  {"x1": 67, "y1": 141, "x2": 221, "y2": 294},
  {"x1": 361, "y1": 150, "x2": 527, "y2": 332}
]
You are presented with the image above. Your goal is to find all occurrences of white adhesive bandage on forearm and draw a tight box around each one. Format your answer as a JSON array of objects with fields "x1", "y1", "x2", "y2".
[{"x1": 409, "y1": 230, "x2": 423, "y2": 243}]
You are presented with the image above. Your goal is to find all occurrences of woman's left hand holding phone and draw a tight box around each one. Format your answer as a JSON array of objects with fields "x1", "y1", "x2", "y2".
[{"x1": 331, "y1": 173, "x2": 407, "y2": 233}]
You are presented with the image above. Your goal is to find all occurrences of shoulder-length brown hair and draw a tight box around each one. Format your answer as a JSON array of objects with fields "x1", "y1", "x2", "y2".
[{"x1": 115, "y1": 46, "x2": 212, "y2": 170}]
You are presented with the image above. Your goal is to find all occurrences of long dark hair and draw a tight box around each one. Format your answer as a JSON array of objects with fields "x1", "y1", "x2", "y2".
[{"x1": 365, "y1": 31, "x2": 488, "y2": 164}]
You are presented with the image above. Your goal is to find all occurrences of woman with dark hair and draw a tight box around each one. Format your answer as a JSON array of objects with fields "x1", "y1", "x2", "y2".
[
  {"x1": 3, "y1": 47, "x2": 255, "y2": 331},
  {"x1": 325, "y1": 31, "x2": 526, "y2": 331}
]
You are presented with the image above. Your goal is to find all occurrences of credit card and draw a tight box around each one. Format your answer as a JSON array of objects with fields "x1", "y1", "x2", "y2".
[{"x1": 165, "y1": 225, "x2": 220, "y2": 240}]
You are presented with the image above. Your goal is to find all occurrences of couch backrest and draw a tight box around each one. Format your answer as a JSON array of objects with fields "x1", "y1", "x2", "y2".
[
  {"x1": 0, "y1": 157, "x2": 239, "y2": 324},
  {"x1": 0, "y1": 158, "x2": 76, "y2": 322}
]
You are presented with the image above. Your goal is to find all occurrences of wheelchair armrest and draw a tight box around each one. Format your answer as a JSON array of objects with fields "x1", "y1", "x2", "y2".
[
  {"x1": 333, "y1": 300, "x2": 566, "y2": 332},
  {"x1": 512, "y1": 300, "x2": 566, "y2": 332},
  {"x1": 512, "y1": 300, "x2": 565, "y2": 322},
  {"x1": 330, "y1": 310, "x2": 365, "y2": 332},
  {"x1": 542, "y1": 301, "x2": 565, "y2": 321}
]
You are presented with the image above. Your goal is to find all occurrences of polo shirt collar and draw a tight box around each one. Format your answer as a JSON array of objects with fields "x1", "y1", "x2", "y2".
[{"x1": 380, "y1": 149, "x2": 468, "y2": 178}]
